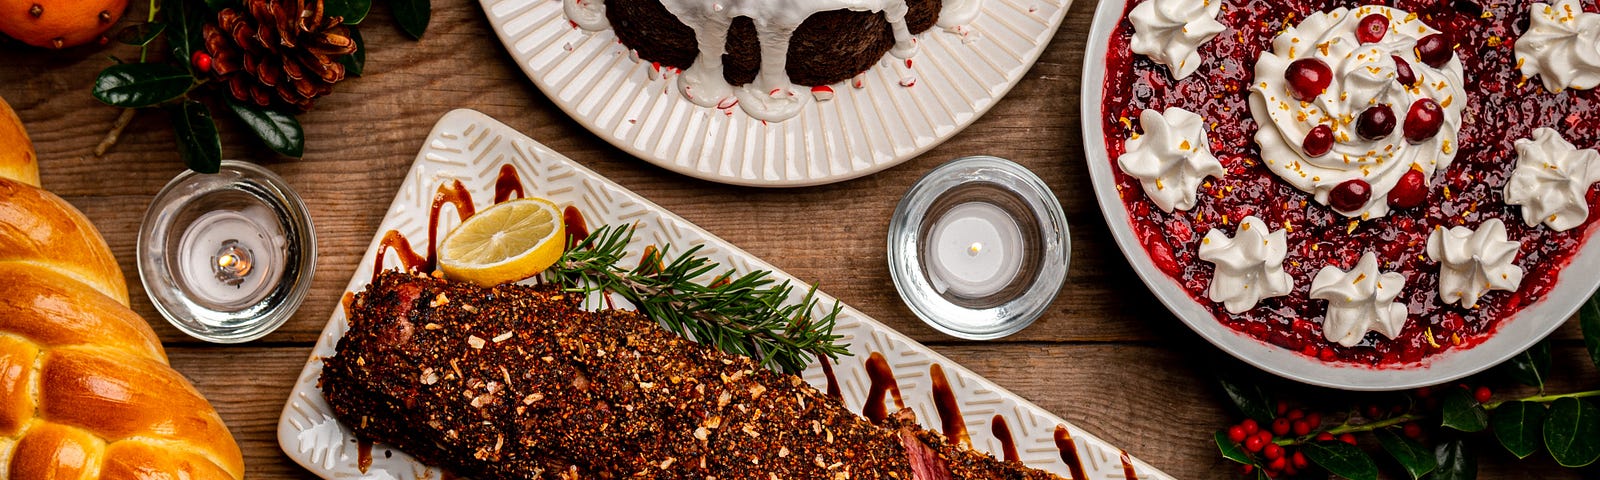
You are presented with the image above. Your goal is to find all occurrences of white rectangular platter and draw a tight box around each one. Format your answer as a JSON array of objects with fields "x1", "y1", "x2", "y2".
[{"x1": 276, "y1": 109, "x2": 1173, "y2": 480}]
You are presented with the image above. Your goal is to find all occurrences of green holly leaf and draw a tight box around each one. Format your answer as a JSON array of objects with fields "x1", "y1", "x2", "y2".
[
  {"x1": 93, "y1": 63, "x2": 193, "y2": 108},
  {"x1": 169, "y1": 100, "x2": 221, "y2": 173},
  {"x1": 1302, "y1": 441, "x2": 1377, "y2": 480},
  {"x1": 1217, "y1": 375, "x2": 1275, "y2": 423},
  {"x1": 1543, "y1": 398, "x2": 1600, "y2": 467},
  {"x1": 337, "y1": 26, "x2": 365, "y2": 77},
  {"x1": 392, "y1": 0, "x2": 430, "y2": 39},
  {"x1": 1376, "y1": 429, "x2": 1436, "y2": 480},
  {"x1": 1440, "y1": 387, "x2": 1488, "y2": 433},
  {"x1": 1583, "y1": 293, "x2": 1600, "y2": 369},
  {"x1": 1428, "y1": 438, "x2": 1476, "y2": 480},
  {"x1": 1491, "y1": 400, "x2": 1546, "y2": 459},
  {"x1": 112, "y1": 22, "x2": 166, "y2": 46},
  {"x1": 326, "y1": 0, "x2": 372, "y2": 24},
  {"x1": 1496, "y1": 339, "x2": 1550, "y2": 390},
  {"x1": 1214, "y1": 430, "x2": 1252, "y2": 465},
  {"x1": 226, "y1": 99, "x2": 303, "y2": 157}
]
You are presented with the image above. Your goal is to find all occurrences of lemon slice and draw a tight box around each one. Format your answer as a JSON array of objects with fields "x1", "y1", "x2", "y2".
[{"x1": 438, "y1": 197, "x2": 566, "y2": 286}]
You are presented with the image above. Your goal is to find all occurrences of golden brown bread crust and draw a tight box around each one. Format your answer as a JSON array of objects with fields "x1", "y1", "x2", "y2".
[
  {"x1": 0, "y1": 178, "x2": 128, "y2": 305},
  {"x1": 0, "y1": 97, "x2": 38, "y2": 188}
]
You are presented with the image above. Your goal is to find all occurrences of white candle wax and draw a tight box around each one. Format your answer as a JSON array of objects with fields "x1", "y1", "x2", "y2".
[
  {"x1": 927, "y1": 202, "x2": 1025, "y2": 298},
  {"x1": 177, "y1": 206, "x2": 286, "y2": 309}
]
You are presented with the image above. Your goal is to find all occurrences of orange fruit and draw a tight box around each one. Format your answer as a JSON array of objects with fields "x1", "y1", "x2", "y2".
[
  {"x1": 0, "y1": 0, "x2": 127, "y2": 49},
  {"x1": 0, "y1": 95, "x2": 37, "y2": 187}
]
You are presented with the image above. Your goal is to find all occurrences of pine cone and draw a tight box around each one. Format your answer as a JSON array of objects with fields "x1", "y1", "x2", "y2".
[{"x1": 203, "y1": 0, "x2": 356, "y2": 111}]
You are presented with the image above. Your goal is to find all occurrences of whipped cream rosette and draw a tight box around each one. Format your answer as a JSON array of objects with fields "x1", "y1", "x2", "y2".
[
  {"x1": 1128, "y1": 0, "x2": 1225, "y2": 79},
  {"x1": 1311, "y1": 252, "x2": 1409, "y2": 348},
  {"x1": 1117, "y1": 107, "x2": 1225, "y2": 213},
  {"x1": 1250, "y1": 6, "x2": 1466, "y2": 219},
  {"x1": 1505, "y1": 127, "x2": 1600, "y2": 232},
  {"x1": 1516, "y1": 0, "x2": 1600, "y2": 92},
  {"x1": 1198, "y1": 216, "x2": 1294, "y2": 314},
  {"x1": 1426, "y1": 219, "x2": 1524, "y2": 309}
]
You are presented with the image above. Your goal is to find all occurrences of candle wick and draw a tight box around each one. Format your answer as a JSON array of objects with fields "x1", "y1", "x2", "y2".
[{"x1": 967, "y1": 242, "x2": 983, "y2": 257}]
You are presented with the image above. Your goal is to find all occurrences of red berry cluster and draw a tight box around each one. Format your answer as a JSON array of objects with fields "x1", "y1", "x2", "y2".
[{"x1": 1222, "y1": 402, "x2": 1327, "y2": 478}]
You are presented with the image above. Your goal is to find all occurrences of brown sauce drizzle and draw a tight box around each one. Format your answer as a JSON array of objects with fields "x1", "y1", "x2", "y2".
[
  {"x1": 340, "y1": 291, "x2": 356, "y2": 317},
  {"x1": 374, "y1": 230, "x2": 429, "y2": 283},
  {"x1": 563, "y1": 205, "x2": 589, "y2": 246},
  {"x1": 863, "y1": 352, "x2": 904, "y2": 424},
  {"x1": 371, "y1": 166, "x2": 542, "y2": 283},
  {"x1": 427, "y1": 179, "x2": 477, "y2": 272},
  {"x1": 819, "y1": 356, "x2": 842, "y2": 401},
  {"x1": 357, "y1": 439, "x2": 373, "y2": 473},
  {"x1": 991, "y1": 414, "x2": 1019, "y2": 463},
  {"x1": 1054, "y1": 425, "x2": 1088, "y2": 480},
  {"x1": 1120, "y1": 450, "x2": 1139, "y2": 480},
  {"x1": 928, "y1": 363, "x2": 969, "y2": 447},
  {"x1": 493, "y1": 164, "x2": 525, "y2": 203}
]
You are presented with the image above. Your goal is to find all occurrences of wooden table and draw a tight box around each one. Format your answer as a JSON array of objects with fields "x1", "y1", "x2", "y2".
[{"x1": 3, "y1": 0, "x2": 1596, "y2": 478}]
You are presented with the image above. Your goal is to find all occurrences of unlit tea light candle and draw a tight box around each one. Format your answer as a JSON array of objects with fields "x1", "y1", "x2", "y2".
[{"x1": 927, "y1": 202, "x2": 1024, "y2": 298}]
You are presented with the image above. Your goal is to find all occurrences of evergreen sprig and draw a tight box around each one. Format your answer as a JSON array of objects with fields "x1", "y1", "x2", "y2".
[{"x1": 551, "y1": 224, "x2": 849, "y2": 374}]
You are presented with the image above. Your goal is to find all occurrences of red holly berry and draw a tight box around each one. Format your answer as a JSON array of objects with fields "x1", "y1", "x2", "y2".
[
  {"x1": 1292, "y1": 420, "x2": 1312, "y2": 437},
  {"x1": 1357, "y1": 104, "x2": 1397, "y2": 140},
  {"x1": 1303, "y1": 124, "x2": 1335, "y2": 157},
  {"x1": 1305, "y1": 412, "x2": 1322, "y2": 428},
  {"x1": 1416, "y1": 33, "x2": 1454, "y2": 68},
  {"x1": 1416, "y1": 386, "x2": 1434, "y2": 398},
  {"x1": 1403, "y1": 422, "x2": 1424, "y2": 439},
  {"x1": 1268, "y1": 456, "x2": 1288, "y2": 472},
  {"x1": 1340, "y1": 433, "x2": 1358, "y2": 445},
  {"x1": 1263, "y1": 443, "x2": 1284, "y2": 460},
  {"x1": 1286, "y1": 409, "x2": 1305, "y2": 421},
  {"x1": 1272, "y1": 418, "x2": 1292, "y2": 436},
  {"x1": 1245, "y1": 435, "x2": 1266, "y2": 453},
  {"x1": 1277, "y1": 401, "x2": 1290, "y2": 416},
  {"x1": 1330, "y1": 179, "x2": 1373, "y2": 212},
  {"x1": 1316, "y1": 432, "x2": 1335, "y2": 442},
  {"x1": 1240, "y1": 464, "x2": 1256, "y2": 475},
  {"x1": 1404, "y1": 98, "x2": 1445, "y2": 143},
  {"x1": 1241, "y1": 419, "x2": 1260, "y2": 435},
  {"x1": 1365, "y1": 404, "x2": 1384, "y2": 419},
  {"x1": 1292, "y1": 451, "x2": 1309, "y2": 469},
  {"x1": 1228, "y1": 425, "x2": 1249, "y2": 443},
  {"x1": 1388, "y1": 167, "x2": 1428, "y2": 209},
  {"x1": 1474, "y1": 386, "x2": 1493, "y2": 403},
  {"x1": 1393, "y1": 56, "x2": 1418, "y2": 87},
  {"x1": 192, "y1": 51, "x2": 213, "y2": 74},
  {"x1": 1285, "y1": 58, "x2": 1334, "y2": 102},
  {"x1": 1357, "y1": 14, "x2": 1388, "y2": 43}
]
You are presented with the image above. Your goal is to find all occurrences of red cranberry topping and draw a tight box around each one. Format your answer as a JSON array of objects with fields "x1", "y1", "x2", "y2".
[
  {"x1": 1303, "y1": 124, "x2": 1334, "y2": 157},
  {"x1": 1357, "y1": 104, "x2": 1397, "y2": 140},
  {"x1": 1285, "y1": 58, "x2": 1333, "y2": 102},
  {"x1": 1329, "y1": 179, "x2": 1372, "y2": 212},
  {"x1": 1357, "y1": 14, "x2": 1388, "y2": 44},
  {"x1": 1393, "y1": 56, "x2": 1417, "y2": 87},
  {"x1": 1404, "y1": 98, "x2": 1445, "y2": 143},
  {"x1": 1388, "y1": 167, "x2": 1427, "y2": 209},
  {"x1": 1415, "y1": 33, "x2": 1454, "y2": 68}
]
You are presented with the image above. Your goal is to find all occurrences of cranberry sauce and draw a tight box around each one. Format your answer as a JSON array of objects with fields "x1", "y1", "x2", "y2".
[{"x1": 1101, "y1": 0, "x2": 1600, "y2": 366}]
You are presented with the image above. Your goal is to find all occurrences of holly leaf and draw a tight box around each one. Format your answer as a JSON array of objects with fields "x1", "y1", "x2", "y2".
[
  {"x1": 169, "y1": 100, "x2": 221, "y2": 173},
  {"x1": 1429, "y1": 438, "x2": 1476, "y2": 480},
  {"x1": 326, "y1": 0, "x2": 372, "y2": 24},
  {"x1": 1496, "y1": 339, "x2": 1550, "y2": 390},
  {"x1": 226, "y1": 99, "x2": 303, "y2": 157},
  {"x1": 1302, "y1": 441, "x2": 1377, "y2": 480},
  {"x1": 1492, "y1": 400, "x2": 1545, "y2": 459},
  {"x1": 1214, "y1": 430, "x2": 1252, "y2": 465},
  {"x1": 1583, "y1": 293, "x2": 1600, "y2": 369},
  {"x1": 1439, "y1": 387, "x2": 1488, "y2": 433},
  {"x1": 337, "y1": 26, "x2": 365, "y2": 77},
  {"x1": 113, "y1": 22, "x2": 166, "y2": 46},
  {"x1": 391, "y1": 0, "x2": 430, "y2": 39},
  {"x1": 93, "y1": 63, "x2": 193, "y2": 108},
  {"x1": 1376, "y1": 429, "x2": 1436, "y2": 480},
  {"x1": 1543, "y1": 398, "x2": 1600, "y2": 467},
  {"x1": 1217, "y1": 375, "x2": 1275, "y2": 423},
  {"x1": 163, "y1": 0, "x2": 207, "y2": 65}
]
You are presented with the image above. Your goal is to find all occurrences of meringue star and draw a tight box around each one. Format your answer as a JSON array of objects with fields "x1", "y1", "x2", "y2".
[
  {"x1": 1198, "y1": 216, "x2": 1294, "y2": 313},
  {"x1": 1117, "y1": 108, "x2": 1225, "y2": 213},
  {"x1": 1515, "y1": 0, "x2": 1600, "y2": 92},
  {"x1": 1128, "y1": 0, "x2": 1225, "y2": 79},
  {"x1": 1505, "y1": 128, "x2": 1600, "y2": 232},
  {"x1": 1427, "y1": 219, "x2": 1525, "y2": 308},
  {"x1": 1311, "y1": 252, "x2": 1409, "y2": 347}
]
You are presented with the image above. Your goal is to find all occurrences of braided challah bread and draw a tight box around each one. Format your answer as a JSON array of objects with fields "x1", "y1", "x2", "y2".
[{"x1": 0, "y1": 98, "x2": 244, "y2": 479}]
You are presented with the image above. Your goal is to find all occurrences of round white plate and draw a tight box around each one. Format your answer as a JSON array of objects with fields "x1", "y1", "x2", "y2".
[
  {"x1": 1080, "y1": 0, "x2": 1600, "y2": 391},
  {"x1": 479, "y1": 0, "x2": 1071, "y2": 187}
]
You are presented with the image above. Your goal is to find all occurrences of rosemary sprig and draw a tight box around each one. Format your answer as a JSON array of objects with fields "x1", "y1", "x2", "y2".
[{"x1": 551, "y1": 224, "x2": 850, "y2": 374}]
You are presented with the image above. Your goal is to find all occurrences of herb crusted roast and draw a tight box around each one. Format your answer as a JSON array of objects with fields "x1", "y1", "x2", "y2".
[{"x1": 320, "y1": 270, "x2": 1065, "y2": 479}]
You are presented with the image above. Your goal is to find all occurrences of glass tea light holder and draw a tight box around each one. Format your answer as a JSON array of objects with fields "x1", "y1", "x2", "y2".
[
  {"x1": 137, "y1": 160, "x2": 316, "y2": 343},
  {"x1": 887, "y1": 156, "x2": 1070, "y2": 340}
]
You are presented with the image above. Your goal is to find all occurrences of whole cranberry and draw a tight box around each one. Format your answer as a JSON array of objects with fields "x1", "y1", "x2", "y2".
[
  {"x1": 1303, "y1": 124, "x2": 1335, "y2": 156},
  {"x1": 1389, "y1": 168, "x2": 1428, "y2": 209},
  {"x1": 1329, "y1": 179, "x2": 1373, "y2": 212},
  {"x1": 1241, "y1": 418, "x2": 1260, "y2": 434},
  {"x1": 1393, "y1": 56, "x2": 1417, "y2": 87},
  {"x1": 1416, "y1": 33, "x2": 1454, "y2": 68},
  {"x1": 1285, "y1": 58, "x2": 1333, "y2": 102},
  {"x1": 1245, "y1": 435, "x2": 1266, "y2": 452},
  {"x1": 1357, "y1": 14, "x2": 1388, "y2": 43},
  {"x1": 1404, "y1": 98, "x2": 1445, "y2": 143},
  {"x1": 1263, "y1": 444, "x2": 1284, "y2": 460},
  {"x1": 1474, "y1": 386, "x2": 1493, "y2": 403},
  {"x1": 1357, "y1": 104, "x2": 1397, "y2": 140},
  {"x1": 1228, "y1": 425, "x2": 1248, "y2": 443},
  {"x1": 1272, "y1": 418, "x2": 1292, "y2": 436}
]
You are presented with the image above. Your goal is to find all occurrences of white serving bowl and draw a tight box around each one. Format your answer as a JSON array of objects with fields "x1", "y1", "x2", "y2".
[{"x1": 1079, "y1": 0, "x2": 1600, "y2": 391}]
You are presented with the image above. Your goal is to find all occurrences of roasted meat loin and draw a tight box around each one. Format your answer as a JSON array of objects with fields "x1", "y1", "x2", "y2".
[{"x1": 321, "y1": 270, "x2": 1063, "y2": 479}]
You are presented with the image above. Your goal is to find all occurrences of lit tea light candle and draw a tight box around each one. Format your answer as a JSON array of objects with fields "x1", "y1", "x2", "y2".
[
  {"x1": 927, "y1": 202, "x2": 1024, "y2": 298},
  {"x1": 176, "y1": 207, "x2": 286, "y2": 309}
]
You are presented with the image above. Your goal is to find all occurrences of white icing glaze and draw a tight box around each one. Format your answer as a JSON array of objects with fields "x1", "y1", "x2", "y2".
[
  {"x1": 937, "y1": 0, "x2": 982, "y2": 28},
  {"x1": 1505, "y1": 127, "x2": 1600, "y2": 232},
  {"x1": 1127, "y1": 0, "x2": 1224, "y2": 79},
  {"x1": 565, "y1": 0, "x2": 609, "y2": 30},
  {"x1": 1426, "y1": 219, "x2": 1524, "y2": 308},
  {"x1": 1311, "y1": 252, "x2": 1409, "y2": 347},
  {"x1": 1516, "y1": 0, "x2": 1600, "y2": 92},
  {"x1": 1117, "y1": 107, "x2": 1224, "y2": 212},
  {"x1": 1250, "y1": 6, "x2": 1466, "y2": 219},
  {"x1": 1198, "y1": 216, "x2": 1294, "y2": 313}
]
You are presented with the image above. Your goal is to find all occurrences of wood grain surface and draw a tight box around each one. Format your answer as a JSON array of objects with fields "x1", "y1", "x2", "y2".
[{"x1": 2, "y1": 0, "x2": 1596, "y2": 478}]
